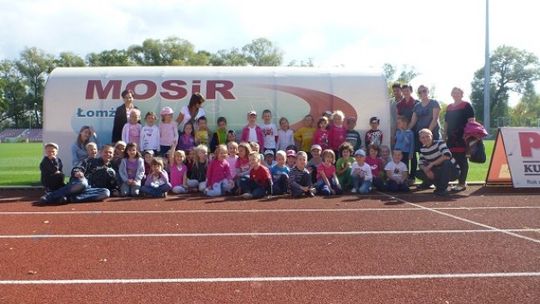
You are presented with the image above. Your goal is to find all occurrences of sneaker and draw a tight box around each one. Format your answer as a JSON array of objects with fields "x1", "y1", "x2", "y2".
[
  {"x1": 434, "y1": 189, "x2": 449, "y2": 197},
  {"x1": 416, "y1": 183, "x2": 432, "y2": 190},
  {"x1": 241, "y1": 193, "x2": 253, "y2": 199},
  {"x1": 450, "y1": 184, "x2": 467, "y2": 192},
  {"x1": 307, "y1": 189, "x2": 316, "y2": 197},
  {"x1": 407, "y1": 178, "x2": 416, "y2": 186},
  {"x1": 39, "y1": 195, "x2": 49, "y2": 204},
  {"x1": 351, "y1": 188, "x2": 357, "y2": 193}
]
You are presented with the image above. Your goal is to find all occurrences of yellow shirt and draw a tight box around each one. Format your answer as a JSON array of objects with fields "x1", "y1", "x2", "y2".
[
  {"x1": 294, "y1": 127, "x2": 316, "y2": 152},
  {"x1": 195, "y1": 130, "x2": 209, "y2": 145}
]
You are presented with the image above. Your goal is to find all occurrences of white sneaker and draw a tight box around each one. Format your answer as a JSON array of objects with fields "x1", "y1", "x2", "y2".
[
  {"x1": 241, "y1": 193, "x2": 253, "y2": 199},
  {"x1": 351, "y1": 188, "x2": 357, "y2": 193}
]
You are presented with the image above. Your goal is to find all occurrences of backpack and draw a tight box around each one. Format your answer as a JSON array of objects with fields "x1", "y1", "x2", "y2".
[{"x1": 468, "y1": 139, "x2": 486, "y2": 164}]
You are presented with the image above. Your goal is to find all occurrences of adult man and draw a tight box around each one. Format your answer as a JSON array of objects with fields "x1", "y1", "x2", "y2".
[{"x1": 416, "y1": 128, "x2": 460, "y2": 196}]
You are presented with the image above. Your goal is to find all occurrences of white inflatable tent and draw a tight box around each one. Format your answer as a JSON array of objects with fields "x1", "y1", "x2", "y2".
[{"x1": 43, "y1": 66, "x2": 389, "y2": 171}]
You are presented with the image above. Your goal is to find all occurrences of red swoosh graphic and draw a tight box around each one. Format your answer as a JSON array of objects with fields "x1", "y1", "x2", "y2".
[{"x1": 253, "y1": 84, "x2": 357, "y2": 129}]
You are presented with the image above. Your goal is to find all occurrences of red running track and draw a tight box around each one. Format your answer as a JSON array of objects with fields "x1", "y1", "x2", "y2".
[{"x1": 0, "y1": 187, "x2": 539, "y2": 303}]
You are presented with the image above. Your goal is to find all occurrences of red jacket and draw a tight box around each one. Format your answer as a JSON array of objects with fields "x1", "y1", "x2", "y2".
[
  {"x1": 250, "y1": 165, "x2": 271, "y2": 188},
  {"x1": 240, "y1": 125, "x2": 264, "y2": 151}
]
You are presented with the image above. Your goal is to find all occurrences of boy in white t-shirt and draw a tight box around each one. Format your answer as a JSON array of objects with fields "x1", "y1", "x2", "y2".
[
  {"x1": 261, "y1": 109, "x2": 278, "y2": 153},
  {"x1": 384, "y1": 149, "x2": 409, "y2": 192},
  {"x1": 350, "y1": 149, "x2": 373, "y2": 194}
]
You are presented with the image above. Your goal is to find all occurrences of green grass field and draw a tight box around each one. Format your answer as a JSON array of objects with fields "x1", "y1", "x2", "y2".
[
  {"x1": 0, "y1": 143, "x2": 43, "y2": 186},
  {"x1": 0, "y1": 141, "x2": 494, "y2": 186}
]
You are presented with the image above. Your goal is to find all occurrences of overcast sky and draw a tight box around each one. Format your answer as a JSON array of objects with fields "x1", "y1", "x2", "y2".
[{"x1": 1, "y1": 0, "x2": 538, "y2": 105}]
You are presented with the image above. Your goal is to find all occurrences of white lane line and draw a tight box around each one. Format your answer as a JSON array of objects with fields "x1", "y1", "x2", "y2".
[
  {"x1": 377, "y1": 192, "x2": 540, "y2": 244},
  {"x1": 1, "y1": 272, "x2": 540, "y2": 285},
  {"x1": 1, "y1": 206, "x2": 540, "y2": 215},
  {"x1": 1, "y1": 229, "x2": 539, "y2": 239}
]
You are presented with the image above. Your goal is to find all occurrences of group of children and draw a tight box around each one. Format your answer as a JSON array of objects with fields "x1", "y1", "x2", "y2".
[{"x1": 40, "y1": 106, "x2": 417, "y2": 204}]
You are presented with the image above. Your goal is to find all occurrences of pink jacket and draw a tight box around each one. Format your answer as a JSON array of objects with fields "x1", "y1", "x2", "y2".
[
  {"x1": 463, "y1": 121, "x2": 488, "y2": 141},
  {"x1": 240, "y1": 125, "x2": 264, "y2": 151}
]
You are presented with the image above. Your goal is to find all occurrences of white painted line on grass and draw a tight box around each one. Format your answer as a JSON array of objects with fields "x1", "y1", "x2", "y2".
[
  {"x1": 377, "y1": 192, "x2": 540, "y2": 244},
  {"x1": 1, "y1": 205, "x2": 540, "y2": 215},
  {"x1": 1, "y1": 272, "x2": 540, "y2": 285},
  {"x1": 1, "y1": 229, "x2": 538, "y2": 239}
]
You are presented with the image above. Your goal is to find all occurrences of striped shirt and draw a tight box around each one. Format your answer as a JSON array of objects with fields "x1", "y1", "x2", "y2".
[
  {"x1": 289, "y1": 166, "x2": 312, "y2": 188},
  {"x1": 419, "y1": 140, "x2": 458, "y2": 167}
]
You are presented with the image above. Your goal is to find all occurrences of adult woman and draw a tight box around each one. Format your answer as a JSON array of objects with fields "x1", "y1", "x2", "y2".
[
  {"x1": 417, "y1": 129, "x2": 459, "y2": 196},
  {"x1": 112, "y1": 90, "x2": 137, "y2": 143},
  {"x1": 408, "y1": 85, "x2": 441, "y2": 163},
  {"x1": 444, "y1": 87, "x2": 475, "y2": 191},
  {"x1": 71, "y1": 125, "x2": 99, "y2": 166},
  {"x1": 176, "y1": 93, "x2": 206, "y2": 131}
]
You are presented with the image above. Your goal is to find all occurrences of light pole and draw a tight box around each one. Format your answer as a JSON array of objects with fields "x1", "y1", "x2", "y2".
[
  {"x1": 33, "y1": 103, "x2": 37, "y2": 129},
  {"x1": 483, "y1": 0, "x2": 491, "y2": 133}
]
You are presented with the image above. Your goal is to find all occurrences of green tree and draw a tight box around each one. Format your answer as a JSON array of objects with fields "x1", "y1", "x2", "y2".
[
  {"x1": 383, "y1": 63, "x2": 418, "y2": 96},
  {"x1": 55, "y1": 52, "x2": 86, "y2": 67},
  {"x1": 471, "y1": 45, "x2": 540, "y2": 127},
  {"x1": 287, "y1": 58, "x2": 314, "y2": 67},
  {"x1": 0, "y1": 60, "x2": 27, "y2": 127},
  {"x1": 127, "y1": 37, "x2": 197, "y2": 66},
  {"x1": 87, "y1": 49, "x2": 132, "y2": 66},
  {"x1": 510, "y1": 82, "x2": 540, "y2": 126},
  {"x1": 15, "y1": 47, "x2": 55, "y2": 128},
  {"x1": 242, "y1": 38, "x2": 283, "y2": 66},
  {"x1": 210, "y1": 48, "x2": 249, "y2": 66}
]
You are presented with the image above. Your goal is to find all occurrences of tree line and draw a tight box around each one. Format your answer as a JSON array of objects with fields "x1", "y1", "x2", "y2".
[{"x1": 0, "y1": 36, "x2": 539, "y2": 131}]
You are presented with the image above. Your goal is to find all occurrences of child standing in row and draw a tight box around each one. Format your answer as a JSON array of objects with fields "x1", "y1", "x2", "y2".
[
  {"x1": 122, "y1": 108, "x2": 142, "y2": 146},
  {"x1": 240, "y1": 111, "x2": 263, "y2": 151},
  {"x1": 329, "y1": 110, "x2": 347, "y2": 153},
  {"x1": 159, "y1": 107, "x2": 178, "y2": 157},
  {"x1": 261, "y1": 109, "x2": 278, "y2": 153},
  {"x1": 313, "y1": 116, "x2": 330, "y2": 150},
  {"x1": 395, "y1": 115, "x2": 415, "y2": 174},
  {"x1": 365, "y1": 116, "x2": 383, "y2": 147},
  {"x1": 277, "y1": 117, "x2": 294, "y2": 151},
  {"x1": 140, "y1": 112, "x2": 160, "y2": 153},
  {"x1": 294, "y1": 114, "x2": 315, "y2": 153},
  {"x1": 177, "y1": 122, "x2": 195, "y2": 152},
  {"x1": 195, "y1": 116, "x2": 210, "y2": 146},
  {"x1": 345, "y1": 117, "x2": 362, "y2": 151},
  {"x1": 210, "y1": 117, "x2": 228, "y2": 152}
]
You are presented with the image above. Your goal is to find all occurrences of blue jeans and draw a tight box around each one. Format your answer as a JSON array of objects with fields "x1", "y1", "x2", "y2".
[
  {"x1": 240, "y1": 179, "x2": 268, "y2": 199},
  {"x1": 314, "y1": 177, "x2": 342, "y2": 196},
  {"x1": 351, "y1": 175, "x2": 372, "y2": 194},
  {"x1": 141, "y1": 183, "x2": 172, "y2": 197},
  {"x1": 417, "y1": 159, "x2": 459, "y2": 192},
  {"x1": 43, "y1": 178, "x2": 88, "y2": 203},
  {"x1": 70, "y1": 188, "x2": 110, "y2": 203},
  {"x1": 272, "y1": 174, "x2": 289, "y2": 195},
  {"x1": 386, "y1": 180, "x2": 409, "y2": 192}
]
